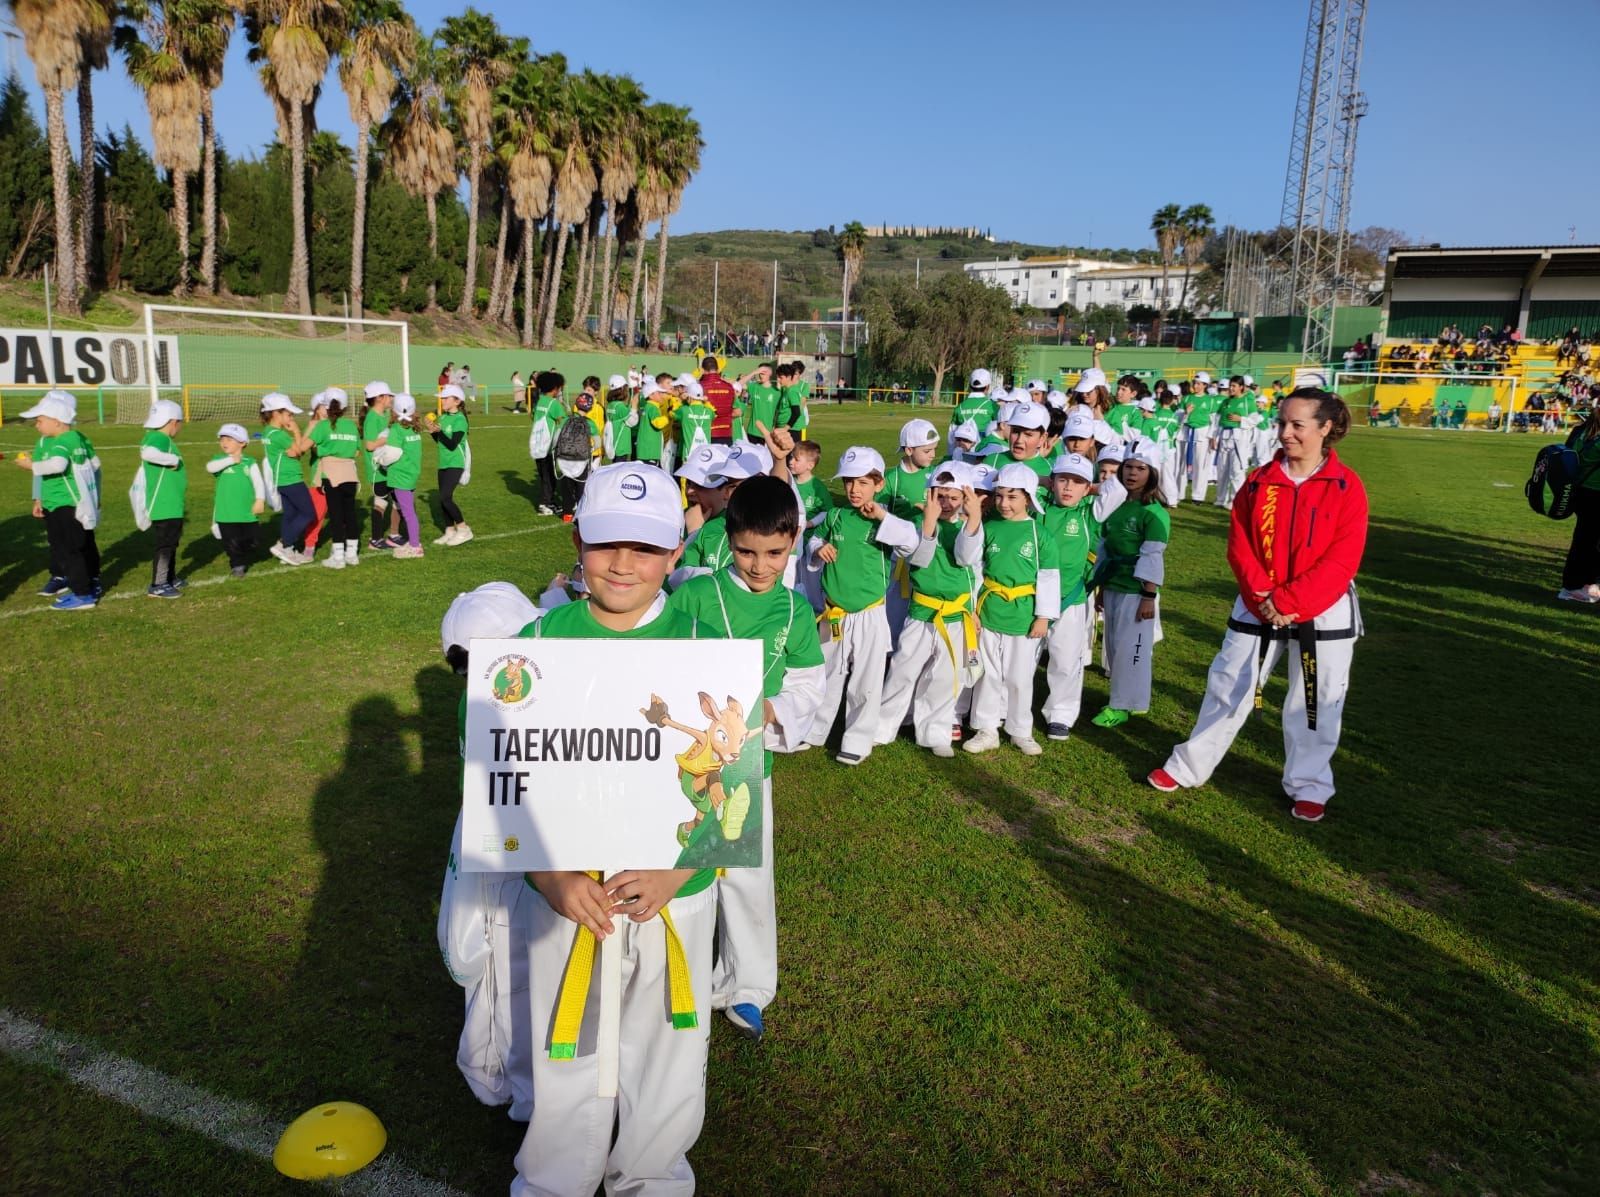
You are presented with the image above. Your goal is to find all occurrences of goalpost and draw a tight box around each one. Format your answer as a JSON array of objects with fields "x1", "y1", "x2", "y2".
[
  {"x1": 1332, "y1": 369, "x2": 1520, "y2": 433},
  {"x1": 140, "y1": 305, "x2": 411, "y2": 424}
]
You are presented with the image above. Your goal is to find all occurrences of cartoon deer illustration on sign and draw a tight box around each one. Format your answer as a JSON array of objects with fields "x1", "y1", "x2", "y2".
[{"x1": 641, "y1": 692, "x2": 755, "y2": 847}]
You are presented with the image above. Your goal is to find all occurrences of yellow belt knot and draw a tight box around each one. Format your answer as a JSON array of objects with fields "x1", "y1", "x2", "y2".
[{"x1": 976, "y1": 579, "x2": 1035, "y2": 616}]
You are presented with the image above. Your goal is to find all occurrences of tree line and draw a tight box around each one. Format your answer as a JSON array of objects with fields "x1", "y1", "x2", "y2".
[{"x1": 3, "y1": 1, "x2": 703, "y2": 348}]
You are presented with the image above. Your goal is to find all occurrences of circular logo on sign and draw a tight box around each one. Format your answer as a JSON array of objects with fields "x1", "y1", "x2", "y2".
[
  {"x1": 484, "y1": 654, "x2": 542, "y2": 711},
  {"x1": 619, "y1": 472, "x2": 647, "y2": 500}
]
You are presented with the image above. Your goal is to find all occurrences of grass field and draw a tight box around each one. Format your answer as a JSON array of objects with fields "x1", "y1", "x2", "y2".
[{"x1": 1, "y1": 408, "x2": 1597, "y2": 1196}]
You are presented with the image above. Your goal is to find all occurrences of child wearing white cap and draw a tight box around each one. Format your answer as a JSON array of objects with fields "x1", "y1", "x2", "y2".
[
  {"x1": 307, "y1": 388, "x2": 362, "y2": 567},
  {"x1": 667, "y1": 444, "x2": 741, "y2": 591},
  {"x1": 1144, "y1": 389, "x2": 1183, "y2": 507},
  {"x1": 601, "y1": 375, "x2": 637, "y2": 464},
  {"x1": 260, "y1": 393, "x2": 315, "y2": 565},
  {"x1": 1213, "y1": 376, "x2": 1255, "y2": 509},
  {"x1": 511, "y1": 463, "x2": 721, "y2": 1197},
  {"x1": 964, "y1": 461, "x2": 1061, "y2": 755},
  {"x1": 1003, "y1": 402, "x2": 1053, "y2": 493},
  {"x1": 880, "y1": 418, "x2": 942, "y2": 645},
  {"x1": 1180, "y1": 375, "x2": 1221, "y2": 503},
  {"x1": 529, "y1": 371, "x2": 569, "y2": 516},
  {"x1": 673, "y1": 381, "x2": 715, "y2": 456},
  {"x1": 875, "y1": 461, "x2": 984, "y2": 758},
  {"x1": 361, "y1": 381, "x2": 401, "y2": 548},
  {"x1": 1092, "y1": 439, "x2": 1170, "y2": 728},
  {"x1": 428, "y1": 384, "x2": 473, "y2": 545},
  {"x1": 380, "y1": 393, "x2": 425, "y2": 558},
  {"x1": 801, "y1": 446, "x2": 919, "y2": 765},
  {"x1": 1104, "y1": 377, "x2": 1145, "y2": 443},
  {"x1": 634, "y1": 379, "x2": 669, "y2": 469},
  {"x1": 13, "y1": 390, "x2": 101, "y2": 609},
  {"x1": 438, "y1": 580, "x2": 543, "y2": 1123},
  {"x1": 1041, "y1": 453, "x2": 1126, "y2": 738},
  {"x1": 138, "y1": 398, "x2": 189, "y2": 597},
  {"x1": 206, "y1": 423, "x2": 265, "y2": 578},
  {"x1": 951, "y1": 371, "x2": 998, "y2": 439}
]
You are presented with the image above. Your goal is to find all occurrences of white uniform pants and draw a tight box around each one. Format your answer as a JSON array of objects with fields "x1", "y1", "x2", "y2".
[
  {"x1": 512, "y1": 883, "x2": 716, "y2": 1197},
  {"x1": 971, "y1": 628, "x2": 1041, "y2": 737},
  {"x1": 1213, "y1": 431, "x2": 1248, "y2": 508},
  {"x1": 804, "y1": 605, "x2": 891, "y2": 757},
  {"x1": 660, "y1": 439, "x2": 677, "y2": 478},
  {"x1": 1254, "y1": 427, "x2": 1279, "y2": 469},
  {"x1": 456, "y1": 879, "x2": 536, "y2": 1120},
  {"x1": 1164, "y1": 594, "x2": 1357, "y2": 806},
  {"x1": 711, "y1": 775, "x2": 776, "y2": 1012},
  {"x1": 1042, "y1": 602, "x2": 1093, "y2": 727},
  {"x1": 1182, "y1": 427, "x2": 1211, "y2": 502},
  {"x1": 1159, "y1": 445, "x2": 1181, "y2": 507},
  {"x1": 885, "y1": 578, "x2": 910, "y2": 651},
  {"x1": 1102, "y1": 590, "x2": 1160, "y2": 712},
  {"x1": 875, "y1": 616, "x2": 959, "y2": 748}
]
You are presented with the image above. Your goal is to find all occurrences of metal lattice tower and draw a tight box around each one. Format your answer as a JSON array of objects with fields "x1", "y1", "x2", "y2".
[{"x1": 1276, "y1": 0, "x2": 1368, "y2": 362}]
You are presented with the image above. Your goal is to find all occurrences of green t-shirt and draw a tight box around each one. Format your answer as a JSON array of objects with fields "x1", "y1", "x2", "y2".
[
  {"x1": 140, "y1": 429, "x2": 187, "y2": 521},
  {"x1": 815, "y1": 506, "x2": 900, "y2": 613},
  {"x1": 385, "y1": 422, "x2": 424, "y2": 489},
  {"x1": 311, "y1": 416, "x2": 361, "y2": 461},
  {"x1": 33, "y1": 430, "x2": 92, "y2": 512},
  {"x1": 795, "y1": 476, "x2": 832, "y2": 524},
  {"x1": 1184, "y1": 394, "x2": 1221, "y2": 429},
  {"x1": 879, "y1": 463, "x2": 932, "y2": 520},
  {"x1": 784, "y1": 383, "x2": 810, "y2": 431},
  {"x1": 604, "y1": 399, "x2": 634, "y2": 459},
  {"x1": 434, "y1": 411, "x2": 469, "y2": 470},
  {"x1": 908, "y1": 519, "x2": 977, "y2": 618},
  {"x1": 1220, "y1": 393, "x2": 1254, "y2": 430},
  {"x1": 1141, "y1": 408, "x2": 1180, "y2": 446},
  {"x1": 532, "y1": 393, "x2": 567, "y2": 455},
  {"x1": 362, "y1": 408, "x2": 389, "y2": 481},
  {"x1": 211, "y1": 455, "x2": 260, "y2": 524},
  {"x1": 680, "y1": 513, "x2": 731, "y2": 576},
  {"x1": 522, "y1": 598, "x2": 713, "y2": 899},
  {"x1": 1104, "y1": 403, "x2": 1142, "y2": 437},
  {"x1": 1100, "y1": 500, "x2": 1170, "y2": 595},
  {"x1": 1044, "y1": 497, "x2": 1107, "y2": 607},
  {"x1": 742, "y1": 382, "x2": 787, "y2": 439},
  {"x1": 952, "y1": 393, "x2": 997, "y2": 433},
  {"x1": 978, "y1": 515, "x2": 1057, "y2": 634},
  {"x1": 262, "y1": 426, "x2": 303, "y2": 487},
  {"x1": 635, "y1": 398, "x2": 666, "y2": 462},
  {"x1": 676, "y1": 402, "x2": 714, "y2": 452}
]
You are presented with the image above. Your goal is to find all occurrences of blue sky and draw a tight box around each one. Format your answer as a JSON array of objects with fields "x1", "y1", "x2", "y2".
[{"x1": 6, "y1": 0, "x2": 1597, "y2": 250}]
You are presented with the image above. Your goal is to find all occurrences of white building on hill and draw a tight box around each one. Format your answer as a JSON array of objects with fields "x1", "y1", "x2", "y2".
[
  {"x1": 965, "y1": 255, "x2": 1189, "y2": 311},
  {"x1": 1068, "y1": 265, "x2": 1187, "y2": 312}
]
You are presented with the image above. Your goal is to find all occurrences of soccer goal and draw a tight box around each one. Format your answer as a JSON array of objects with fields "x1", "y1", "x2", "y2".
[
  {"x1": 779, "y1": 319, "x2": 869, "y2": 355},
  {"x1": 1333, "y1": 369, "x2": 1519, "y2": 433},
  {"x1": 140, "y1": 305, "x2": 411, "y2": 424}
]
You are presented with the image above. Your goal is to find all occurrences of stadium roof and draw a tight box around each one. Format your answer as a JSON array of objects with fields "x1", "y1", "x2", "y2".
[{"x1": 1389, "y1": 244, "x2": 1600, "y2": 278}]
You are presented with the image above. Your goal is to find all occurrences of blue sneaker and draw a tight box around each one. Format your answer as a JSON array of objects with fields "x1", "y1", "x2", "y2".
[
  {"x1": 725, "y1": 1003, "x2": 765, "y2": 1042},
  {"x1": 37, "y1": 575, "x2": 70, "y2": 597},
  {"x1": 52, "y1": 593, "x2": 97, "y2": 611},
  {"x1": 169, "y1": 577, "x2": 188, "y2": 591},
  {"x1": 146, "y1": 584, "x2": 182, "y2": 599}
]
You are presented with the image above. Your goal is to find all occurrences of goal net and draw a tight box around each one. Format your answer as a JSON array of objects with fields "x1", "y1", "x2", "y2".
[
  {"x1": 1332, "y1": 369, "x2": 1519, "y2": 432},
  {"x1": 137, "y1": 305, "x2": 411, "y2": 425}
]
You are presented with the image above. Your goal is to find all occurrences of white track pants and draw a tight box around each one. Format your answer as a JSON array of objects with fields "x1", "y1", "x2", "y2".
[
  {"x1": 1254, "y1": 428, "x2": 1279, "y2": 469},
  {"x1": 1181, "y1": 428, "x2": 1212, "y2": 502},
  {"x1": 1042, "y1": 602, "x2": 1093, "y2": 727},
  {"x1": 804, "y1": 605, "x2": 891, "y2": 757},
  {"x1": 1159, "y1": 445, "x2": 1181, "y2": 507},
  {"x1": 1164, "y1": 594, "x2": 1357, "y2": 806},
  {"x1": 712, "y1": 775, "x2": 776, "y2": 1012},
  {"x1": 456, "y1": 879, "x2": 535, "y2": 1120},
  {"x1": 512, "y1": 883, "x2": 716, "y2": 1197},
  {"x1": 1102, "y1": 591, "x2": 1160, "y2": 712},
  {"x1": 875, "y1": 617, "x2": 960, "y2": 748},
  {"x1": 1213, "y1": 432, "x2": 1249, "y2": 508},
  {"x1": 971, "y1": 628, "x2": 1041, "y2": 737},
  {"x1": 885, "y1": 579, "x2": 910, "y2": 651}
]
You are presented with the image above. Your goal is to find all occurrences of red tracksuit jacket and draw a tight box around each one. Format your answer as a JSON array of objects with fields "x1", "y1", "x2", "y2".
[{"x1": 1226, "y1": 449, "x2": 1368, "y2": 623}]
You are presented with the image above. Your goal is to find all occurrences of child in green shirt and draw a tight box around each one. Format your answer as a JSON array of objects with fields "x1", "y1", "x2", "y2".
[
  {"x1": 530, "y1": 370, "x2": 568, "y2": 516},
  {"x1": 139, "y1": 398, "x2": 189, "y2": 598},
  {"x1": 1093, "y1": 439, "x2": 1170, "y2": 728},
  {"x1": 602, "y1": 374, "x2": 637, "y2": 464},
  {"x1": 427, "y1": 383, "x2": 473, "y2": 545},
  {"x1": 14, "y1": 390, "x2": 101, "y2": 609},
  {"x1": 206, "y1": 421, "x2": 266, "y2": 577},
  {"x1": 362, "y1": 380, "x2": 400, "y2": 549},
  {"x1": 261, "y1": 392, "x2": 315, "y2": 566},
  {"x1": 379, "y1": 393, "x2": 425, "y2": 558}
]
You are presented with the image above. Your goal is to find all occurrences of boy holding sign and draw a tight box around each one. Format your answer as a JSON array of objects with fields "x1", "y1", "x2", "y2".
[{"x1": 510, "y1": 462, "x2": 719, "y2": 1197}]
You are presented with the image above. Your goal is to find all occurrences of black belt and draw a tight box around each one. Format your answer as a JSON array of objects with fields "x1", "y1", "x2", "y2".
[{"x1": 1227, "y1": 617, "x2": 1357, "y2": 730}]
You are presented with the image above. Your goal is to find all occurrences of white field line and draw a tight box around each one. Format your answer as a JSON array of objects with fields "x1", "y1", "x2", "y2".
[
  {"x1": 0, "y1": 1008, "x2": 470, "y2": 1196},
  {"x1": 0, "y1": 522, "x2": 568, "y2": 622}
]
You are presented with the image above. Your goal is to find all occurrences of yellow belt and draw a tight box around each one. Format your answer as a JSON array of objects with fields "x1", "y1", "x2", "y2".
[
  {"x1": 819, "y1": 595, "x2": 884, "y2": 641},
  {"x1": 912, "y1": 592, "x2": 979, "y2": 693},
  {"x1": 894, "y1": 557, "x2": 911, "y2": 599},
  {"x1": 976, "y1": 579, "x2": 1035, "y2": 616},
  {"x1": 550, "y1": 873, "x2": 698, "y2": 1061}
]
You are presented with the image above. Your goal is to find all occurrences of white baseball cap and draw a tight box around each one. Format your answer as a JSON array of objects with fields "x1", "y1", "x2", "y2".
[
  {"x1": 1092, "y1": 418, "x2": 1115, "y2": 444},
  {"x1": 834, "y1": 446, "x2": 887, "y2": 479},
  {"x1": 307, "y1": 390, "x2": 329, "y2": 412},
  {"x1": 640, "y1": 378, "x2": 660, "y2": 398},
  {"x1": 1193, "y1": 371, "x2": 1211, "y2": 385},
  {"x1": 1051, "y1": 452, "x2": 1095, "y2": 481},
  {"x1": 325, "y1": 386, "x2": 350, "y2": 406},
  {"x1": 687, "y1": 380, "x2": 705, "y2": 400},
  {"x1": 1242, "y1": 374, "x2": 1255, "y2": 387},
  {"x1": 607, "y1": 374, "x2": 627, "y2": 391},
  {"x1": 899, "y1": 417, "x2": 940, "y2": 449},
  {"x1": 1045, "y1": 389, "x2": 1068, "y2": 410},
  {"x1": 1126, "y1": 437, "x2": 1163, "y2": 468},
  {"x1": 438, "y1": 383, "x2": 466, "y2": 403},
  {"x1": 971, "y1": 466, "x2": 998, "y2": 491},
  {"x1": 142, "y1": 398, "x2": 184, "y2": 428},
  {"x1": 19, "y1": 390, "x2": 76, "y2": 423},
  {"x1": 675, "y1": 443, "x2": 731, "y2": 487},
  {"x1": 993, "y1": 462, "x2": 1045, "y2": 510},
  {"x1": 950, "y1": 418, "x2": 980, "y2": 446},
  {"x1": 392, "y1": 393, "x2": 417, "y2": 419},
  {"x1": 1137, "y1": 396, "x2": 1157, "y2": 412},
  {"x1": 927, "y1": 460, "x2": 971, "y2": 489},
  {"x1": 574, "y1": 462, "x2": 684, "y2": 549},
  {"x1": 991, "y1": 385, "x2": 1009, "y2": 403},
  {"x1": 440, "y1": 581, "x2": 541, "y2": 655},
  {"x1": 1008, "y1": 404, "x2": 1049, "y2": 432},
  {"x1": 1027, "y1": 378, "x2": 1047, "y2": 392},
  {"x1": 260, "y1": 392, "x2": 302, "y2": 414},
  {"x1": 1166, "y1": 382, "x2": 1182, "y2": 397},
  {"x1": 218, "y1": 422, "x2": 250, "y2": 443},
  {"x1": 969, "y1": 367, "x2": 992, "y2": 389},
  {"x1": 1062, "y1": 409, "x2": 1097, "y2": 439},
  {"x1": 1097, "y1": 442, "x2": 1126, "y2": 465},
  {"x1": 674, "y1": 372, "x2": 697, "y2": 389},
  {"x1": 364, "y1": 380, "x2": 394, "y2": 399},
  {"x1": 721, "y1": 441, "x2": 772, "y2": 480}
]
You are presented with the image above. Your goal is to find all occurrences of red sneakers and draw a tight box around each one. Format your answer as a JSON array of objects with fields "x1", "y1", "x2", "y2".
[
  {"x1": 1291, "y1": 801, "x2": 1326, "y2": 823},
  {"x1": 1147, "y1": 768, "x2": 1180, "y2": 793}
]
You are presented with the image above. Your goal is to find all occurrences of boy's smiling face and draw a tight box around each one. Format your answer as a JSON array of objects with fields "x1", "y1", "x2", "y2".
[
  {"x1": 574, "y1": 533, "x2": 682, "y2": 628},
  {"x1": 729, "y1": 529, "x2": 794, "y2": 594},
  {"x1": 995, "y1": 487, "x2": 1032, "y2": 520}
]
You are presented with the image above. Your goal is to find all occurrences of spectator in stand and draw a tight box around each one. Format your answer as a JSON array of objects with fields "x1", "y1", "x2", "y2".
[
  {"x1": 698, "y1": 356, "x2": 738, "y2": 445},
  {"x1": 816, "y1": 330, "x2": 829, "y2": 357}
]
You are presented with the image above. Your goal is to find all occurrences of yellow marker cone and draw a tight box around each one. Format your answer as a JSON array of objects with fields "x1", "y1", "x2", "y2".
[{"x1": 273, "y1": 1101, "x2": 386, "y2": 1180}]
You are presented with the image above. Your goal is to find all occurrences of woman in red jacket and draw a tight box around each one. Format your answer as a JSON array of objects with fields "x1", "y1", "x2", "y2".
[{"x1": 1149, "y1": 388, "x2": 1368, "y2": 823}]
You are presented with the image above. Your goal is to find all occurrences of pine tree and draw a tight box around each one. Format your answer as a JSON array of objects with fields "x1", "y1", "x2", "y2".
[
  {"x1": 98, "y1": 125, "x2": 179, "y2": 291},
  {"x1": 0, "y1": 73, "x2": 54, "y2": 276}
]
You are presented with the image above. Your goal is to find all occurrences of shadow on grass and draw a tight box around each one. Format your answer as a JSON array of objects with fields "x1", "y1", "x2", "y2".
[
  {"x1": 942, "y1": 753, "x2": 1600, "y2": 1194},
  {"x1": 0, "y1": 513, "x2": 47, "y2": 602},
  {"x1": 498, "y1": 468, "x2": 543, "y2": 517}
]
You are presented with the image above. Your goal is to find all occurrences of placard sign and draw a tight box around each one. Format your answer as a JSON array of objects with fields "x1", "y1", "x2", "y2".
[
  {"x1": 0, "y1": 328, "x2": 181, "y2": 387},
  {"x1": 461, "y1": 637, "x2": 765, "y2": 873}
]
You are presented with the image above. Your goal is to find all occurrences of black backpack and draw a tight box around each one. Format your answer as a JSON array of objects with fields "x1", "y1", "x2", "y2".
[
  {"x1": 554, "y1": 413, "x2": 594, "y2": 464},
  {"x1": 1526, "y1": 433, "x2": 1597, "y2": 520}
]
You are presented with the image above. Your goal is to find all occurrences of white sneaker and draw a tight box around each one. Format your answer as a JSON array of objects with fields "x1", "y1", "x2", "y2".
[
  {"x1": 321, "y1": 547, "x2": 346, "y2": 569},
  {"x1": 344, "y1": 539, "x2": 360, "y2": 565},
  {"x1": 1557, "y1": 588, "x2": 1599, "y2": 603},
  {"x1": 294, "y1": 550, "x2": 317, "y2": 565},
  {"x1": 1585, "y1": 584, "x2": 1600, "y2": 601},
  {"x1": 452, "y1": 524, "x2": 473, "y2": 544},
  {"x1": 1011, "y1": 735, "x2": 1043, "y2": 756},
  {"x1": 432, "y1": 529, "x2": 456, "y2": 546},
  {"x1": 269, "y1": 543, "x2": 291, "y2": 564},
  {"x1": 963, "y1": 729, "x2": 1000, "y2": 754},
  {"x1": 930, "y1": 743, "x2": 955, "y2": 758}
]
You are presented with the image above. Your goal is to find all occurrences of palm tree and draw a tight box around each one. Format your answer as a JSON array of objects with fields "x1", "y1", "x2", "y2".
[
  {"x1": 7, "y1": 0, "x2": 109, "y2": 314},
  {"x1": 117, "y1": 1, "x2": 203, "y2": 294},
  {"x1": 495, "y1": 52, "x2": 560, "y2": 346},
  {"x1": 438, "y1": 8, "x2": 518, "y2": 318},
  {"x1": 837, "y1": 220, "x2": 867, "y2": 350},
  {"x1": 245, "y1": 0, "x2": 347, "y2": 320},
  {"x1": 336, "y1": 0, "x2": 412, "y2": 318},
  {"x1": 572, "y1": 72, "x2": 645, "y2": 341},
  {"x1": 538, "y1": 70, "x2": 596, "y2": 350},
  {"x1": 1150, "y1": 203, "x2": 1182, "y2": 337},
  {"x1": 1176, "y1": 203, "x2": 1215, "y2": 318},
  {"x1": 645, "y1": 103, "x2": 701, "y2": 346},
  {"x1": 172, "y1": 0, "x2": 234, "y2": 296},
  {"x1": 76, "y1": 1, "x2": 116, "y2": 293},
  {"x1": 385, "y1": 29, "x2": 455, "y2": 311}
]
